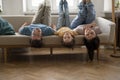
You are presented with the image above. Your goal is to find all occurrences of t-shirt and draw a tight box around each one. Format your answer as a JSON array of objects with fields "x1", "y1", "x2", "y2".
[
  {"x1": 55, "y1": 27, "x2": 78, "y2": 37},
  {"x1": 19, "y1": 24, "x2": 55, "y2": 36}
]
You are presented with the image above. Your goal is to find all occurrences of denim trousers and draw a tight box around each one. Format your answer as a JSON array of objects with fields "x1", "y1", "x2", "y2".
[
  {"x1": 57, "y1": 0, "x2": 70, "y2": 30},
  {"x1": 70, "y1": 2, "x2": 96, "y2": 29}
]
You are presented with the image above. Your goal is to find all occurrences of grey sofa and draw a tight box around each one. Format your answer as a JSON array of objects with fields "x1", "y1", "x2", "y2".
[{"x1": 0, "y1": 15, "x2": 116, "y2": 62}]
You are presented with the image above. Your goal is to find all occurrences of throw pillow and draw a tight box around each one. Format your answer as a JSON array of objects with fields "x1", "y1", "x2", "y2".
[{"x1": 0, "y1": 17, "x2": 15, "y2": 35}]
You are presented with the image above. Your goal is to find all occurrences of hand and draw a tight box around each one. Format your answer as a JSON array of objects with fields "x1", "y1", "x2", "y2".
[
  {"x1": 84, "y1": 22, "x2": 96, "y2": 29},
  {"x1": 84, "y1": 24, "x2": 92, "y2": 29}
]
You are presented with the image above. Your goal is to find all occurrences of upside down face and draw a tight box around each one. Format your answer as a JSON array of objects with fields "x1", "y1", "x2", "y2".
[
  {"x1": 31, "y1": 28, "x2": 42, "y2": 40},
  {"x1": 85, "y1": 28, "x2": 96, "y2": 40},
  {"x1": 63, "y1": 32, "x2": 73, "y2": 43}
]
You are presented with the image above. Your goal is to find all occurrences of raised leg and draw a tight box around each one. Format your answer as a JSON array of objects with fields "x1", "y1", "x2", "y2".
[
  {"x1": 3, "y1": 48, "x2": 7, "y2": 63},
  {"x1": 57, "y1": 0, "x2": 64, "y2": 30},
  {"x1": 43, "y1": 0, "x2": 51, "y2": 26},
  {"x1": 96, "y1": 48, "x2": 99, "y2": 61},
  {"x1": 64, "y1": 0, "x2": 70, "y2": 27},
  {"x1": 50, "y1": 48, "x2": 53, "y2": 55},
  {"x1": 31, "y1": 3, "x2": 45, "y2": 24}
]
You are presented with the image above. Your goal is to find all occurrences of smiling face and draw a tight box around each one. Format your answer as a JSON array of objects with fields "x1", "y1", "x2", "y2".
[
  {"x1": 63, "y1": 32, "x2": 73, "y2": 43},
  {"x1": 31, "y1": 28, "x2": 42, "y2": 40},
  {"x1": 30, "y1": 28, "x2": 42, "y2": 48},
  {"x1": 85, "y1": 28, "x2": 96, "y2": 40},
  {"x1": 62, "y1": 32, "x2": 75, "y2": 48}
]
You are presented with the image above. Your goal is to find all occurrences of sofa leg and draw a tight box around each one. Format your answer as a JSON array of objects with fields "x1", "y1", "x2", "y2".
[
  {"x1": 113, "y1": 44, "x2": 116, "y2": 54},
  {"x1": 3, "y1": 48, "x2": 7, "y2": 63},
  {"x1": 50, "y1": 48, "x2": 53, "y2": 55},
  {"x1": 96, "y1": 48, "x2": 99, "y2": 61},
  {"x1": 1, "y1": 48, "x2": 4, "y2": 62}
]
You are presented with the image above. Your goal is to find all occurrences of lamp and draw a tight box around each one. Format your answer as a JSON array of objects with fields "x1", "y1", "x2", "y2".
[
  {"x1": 110, "y1": 0, "x2": 120, "y2": 58},
  {"x1": 112, "y1": 0, "x2": 115, "y2": 22}
]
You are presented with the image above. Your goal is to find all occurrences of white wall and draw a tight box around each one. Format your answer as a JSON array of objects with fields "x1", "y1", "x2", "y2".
[
  {"x1": 104, "y1": 0, "x2": 112, "y2": 11},
  {"x1": 92, "y1": 0, "x2": 104, "y2": 17},
  {"x1": 1, "y1": 0, "x2": 105, "y2": 16}
]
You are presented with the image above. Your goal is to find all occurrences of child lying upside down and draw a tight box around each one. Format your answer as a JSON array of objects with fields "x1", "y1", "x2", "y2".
[{"x1": 83, "y1": 27, "x2": 100, "y2": 61}]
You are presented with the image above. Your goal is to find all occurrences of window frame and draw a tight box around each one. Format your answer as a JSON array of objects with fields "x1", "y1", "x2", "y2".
[
  {"x1": 0, "y1": 0, "x2": 2, "y2": 12},
  {"x1": 23, "y1": 0, "x2": 81, "y2": 15}
]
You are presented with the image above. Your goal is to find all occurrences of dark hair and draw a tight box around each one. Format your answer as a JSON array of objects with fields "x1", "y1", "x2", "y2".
[
  {"x1": 62, "y1": 36, "x2": 75, "y2": 48},
  {"x1": 30, "y1": 39, "x2": 42, "y2": 48},
  {"x1": 83, "y1": 36, "x2": 100, "y2": 61},
  {"x1": 83, "y1": 36, "x2": 100, "y2": 50}
]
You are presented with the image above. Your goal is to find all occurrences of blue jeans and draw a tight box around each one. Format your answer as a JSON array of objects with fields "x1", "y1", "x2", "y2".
[
  {"x1": 57, "y1": 0, "x2": 70, "y2": 30},
  {"x1": 70, "y1": 2, "x2": 96, "y2": 29}
]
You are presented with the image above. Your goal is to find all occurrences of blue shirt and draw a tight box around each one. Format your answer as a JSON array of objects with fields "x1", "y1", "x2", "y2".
[{"x1": 19, "y1": 24, "x2": 55, "y2": 36}]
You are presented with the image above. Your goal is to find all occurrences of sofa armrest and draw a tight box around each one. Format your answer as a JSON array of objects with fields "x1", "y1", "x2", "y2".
[{"x1": 96, "y1": 17, "x2": 116, "y2": 44}]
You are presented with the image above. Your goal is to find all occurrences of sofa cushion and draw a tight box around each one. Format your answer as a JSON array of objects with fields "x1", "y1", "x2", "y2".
[
  {"x1": 42, "y1": 33, "x2": 109, "y2": 47},
  {"x1": 42, "y1": 35, "x2": 84, "y2": 47},
  {"x1": 0, "y1": 33, "x2": 109, "y2": 47},
  {"x1": 0, "y1": 33, "x2": 30, "y2": 46},
  {"x1": 0, "y1": 17, "x2": 15, "y2": 35}
]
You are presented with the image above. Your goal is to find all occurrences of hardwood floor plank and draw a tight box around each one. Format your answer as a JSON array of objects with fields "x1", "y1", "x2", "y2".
[{"x1": 0, "y1": 48, "x2": 120, "y2": 80}]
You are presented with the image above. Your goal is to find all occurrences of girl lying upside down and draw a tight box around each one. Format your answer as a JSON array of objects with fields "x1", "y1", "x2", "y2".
[{"x1": 83, "y1": 28, "x2": 100, "y2": 61}]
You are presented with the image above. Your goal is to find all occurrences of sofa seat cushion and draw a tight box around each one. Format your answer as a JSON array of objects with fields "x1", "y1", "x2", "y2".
[
  {"x1": 0, "y1": 33, "x2": 30, "y2": 46},
  {"x1": 0, "y1": 33, "x2": 110, "y2": 47},
  {"x1": 42, "y1": 35, "x2": 85, "y2": 47},
  {"x1": 42, "y1": 33, "x2": 109, "y2": 47}
]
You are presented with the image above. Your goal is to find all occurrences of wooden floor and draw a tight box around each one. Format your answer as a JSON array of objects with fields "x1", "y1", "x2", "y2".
[{"x1": 0, "y1": 47, "x2": 120, "y2": 80}]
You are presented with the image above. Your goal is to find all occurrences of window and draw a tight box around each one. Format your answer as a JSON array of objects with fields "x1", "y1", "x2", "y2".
[
  {"x1": 0, "y1": 0, "x2": 2, "y2": 12},
  {"x1": 52, "y1": 0, "x2": 80, "y2": 13},
  {"x1": 23, "y1": 0, "x2": 81, "y2": 14},
  {"x1": 115, "y1": 0, "x2": 120, "y2": 10},
  {"x1": 104, "y1": 0, "x2": 120, "y2": 12},
  {"x1": 23, "y1": 0, "x2": 44, "y2": 13},
  {"x1": 32, "y1": 0, "x2": 44, "y2": 7}
]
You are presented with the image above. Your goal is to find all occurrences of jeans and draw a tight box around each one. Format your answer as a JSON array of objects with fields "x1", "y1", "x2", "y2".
[
  {"x1": 70, "y1": 2, "x2": 96, "y2": 29},
  {"x1": 57, "y1": 0, "x2": 70, "y2": 30}
]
